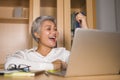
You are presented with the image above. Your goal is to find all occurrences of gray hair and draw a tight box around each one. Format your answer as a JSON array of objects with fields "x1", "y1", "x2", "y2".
[{"x1": 31, "y1": 16, "x2": 57, "y2": 43}]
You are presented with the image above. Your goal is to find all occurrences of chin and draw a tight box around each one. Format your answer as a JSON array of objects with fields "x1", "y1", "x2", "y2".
[{"x1": 49, "y1": 44, "x2": 57, "y2": 48}]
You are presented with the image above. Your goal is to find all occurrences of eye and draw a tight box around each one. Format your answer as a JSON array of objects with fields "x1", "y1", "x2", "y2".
[
  {"x1": 46, "y1": 27, "x2": 51, "y2": 30},
  {"x1": 54, "y1": 28, "x2": 57, "y2": 31}
]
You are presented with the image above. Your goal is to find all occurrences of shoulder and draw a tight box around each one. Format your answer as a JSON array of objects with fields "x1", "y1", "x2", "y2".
[
  {"x1": 8, "y1": 47, "x2": 37, "y2": 58},
  {"x1": 17, "y1": 47, "x2": 37, "y2": 53}
]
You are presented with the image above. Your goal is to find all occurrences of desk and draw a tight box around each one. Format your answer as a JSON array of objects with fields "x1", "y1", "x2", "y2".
[
  {"x1": 0, "y1": 74, "x2": 120, "y2": 80},
  {"x1": 0, "y1": 64, "x2": 120, "y2": 80}
]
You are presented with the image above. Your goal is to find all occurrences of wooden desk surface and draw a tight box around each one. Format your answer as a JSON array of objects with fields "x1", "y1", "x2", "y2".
[
  {"x1": 0, "y1": 64, "x2": 120, "y2": 80},
  {"x1": 0, "y1": 74, "x2": 120, "y2": 80}
]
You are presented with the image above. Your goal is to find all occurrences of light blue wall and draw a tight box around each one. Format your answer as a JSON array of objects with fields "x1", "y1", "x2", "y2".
[{"x1": 96, "y1": 0, "x2": 117, "y2": 32}]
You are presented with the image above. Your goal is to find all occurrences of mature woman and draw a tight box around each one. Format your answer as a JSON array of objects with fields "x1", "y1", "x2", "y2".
[
  {"x1": 5, "y1": 16, "x2": 70, "y2": 71},
  {"x1": 5, "y1": 14, "x2": 87, "y2": 71}
]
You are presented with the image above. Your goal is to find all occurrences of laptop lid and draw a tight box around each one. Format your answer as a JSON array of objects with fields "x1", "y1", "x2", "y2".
[{"x1": 65, "y1": 28, "x2": 120, "y2": 77}]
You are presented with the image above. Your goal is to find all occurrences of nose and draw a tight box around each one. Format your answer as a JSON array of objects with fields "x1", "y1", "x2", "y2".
[
  {"x1": 51, "y1": 29, "x2": 57, "y2": 33},
  {"x1": 51, "y1": 29, "x2": 58, "y2": 36}
]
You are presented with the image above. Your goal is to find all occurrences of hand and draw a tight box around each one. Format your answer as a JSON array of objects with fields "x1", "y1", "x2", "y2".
[
  {"x1": 75, "y1": 12, "x2": 88, "y2": 29},
  {"x1": 52, "y1": 59, "x2": 62, "y2": 71},
  {"x1": 61, "y1": 61, "x2": 67, "y2": 70},
  {"x1": 52, "y1": 59, "x2": 67, "y2": 71}
]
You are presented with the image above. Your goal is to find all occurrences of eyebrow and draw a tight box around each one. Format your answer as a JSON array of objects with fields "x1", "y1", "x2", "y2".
[{"x1": 45, "y1": 24, "x2": 57, "y2": 28}]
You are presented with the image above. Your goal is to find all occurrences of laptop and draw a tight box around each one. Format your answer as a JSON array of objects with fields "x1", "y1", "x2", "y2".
[{"x1": 49, "y1": 28, "x2": 120, "y2": 77}]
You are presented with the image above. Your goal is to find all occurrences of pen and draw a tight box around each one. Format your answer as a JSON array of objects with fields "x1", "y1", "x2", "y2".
[{"x1": 44, "y1": 71, "x2": 49, "y2": 77}]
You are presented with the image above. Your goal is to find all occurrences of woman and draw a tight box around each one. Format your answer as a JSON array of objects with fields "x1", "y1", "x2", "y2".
[
  {"x1": 5, "y1": 15, "x2": 88, "y2": 71},
  {"x1": 5, "y1": 16, "x2": 70, "y2": 71}
]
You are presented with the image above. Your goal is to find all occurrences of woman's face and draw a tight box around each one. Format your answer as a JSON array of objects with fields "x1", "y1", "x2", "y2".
[{"x1": 37, "y1": 20, "x2": 59, "y2": 48}]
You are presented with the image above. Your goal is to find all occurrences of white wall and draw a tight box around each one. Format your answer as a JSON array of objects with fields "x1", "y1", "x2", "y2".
[{"x1": 96, "y1": 0, "x2": 117, "y2": 32}]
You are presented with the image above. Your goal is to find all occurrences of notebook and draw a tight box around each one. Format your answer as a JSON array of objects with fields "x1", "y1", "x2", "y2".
[
  {"x1": 49, "y1": 28, "x2": 120, "y2": 77},
  {"x1": 0, "y1": 70, "x2": 45, "y2": 76}
]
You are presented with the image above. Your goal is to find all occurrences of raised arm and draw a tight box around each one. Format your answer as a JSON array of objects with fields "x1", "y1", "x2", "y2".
[{"x1": 75, "y1": 12, "x2": 88, "y2": 29}]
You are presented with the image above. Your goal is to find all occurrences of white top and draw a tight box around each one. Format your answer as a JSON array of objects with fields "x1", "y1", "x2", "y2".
[{"x1": 5, "y1": 47, "x2": 70, "y2": 71}]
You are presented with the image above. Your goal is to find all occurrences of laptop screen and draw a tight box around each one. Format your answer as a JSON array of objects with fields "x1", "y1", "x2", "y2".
[{"x1": 65, "y1": 29, "x2": 120, "y2": 77}]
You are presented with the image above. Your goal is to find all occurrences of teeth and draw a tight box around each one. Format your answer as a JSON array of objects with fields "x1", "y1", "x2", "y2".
[{"x1": 49, "y1": 36, "x2": 55, "y2": 39}]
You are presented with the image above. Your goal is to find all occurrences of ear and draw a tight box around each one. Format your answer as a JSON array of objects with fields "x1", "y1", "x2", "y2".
[{"x1": 34, "y1": 32, "x2": 40, "y2": 38}]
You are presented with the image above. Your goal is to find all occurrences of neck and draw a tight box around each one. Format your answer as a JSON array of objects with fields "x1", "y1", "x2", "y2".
[{"x1": 36, "y1": 44, "x2": 52, "y2": 56}]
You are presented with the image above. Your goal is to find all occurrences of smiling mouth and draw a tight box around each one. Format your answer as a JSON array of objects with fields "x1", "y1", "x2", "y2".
[{"x1": 49, "y1": 37, "x2": 56, "y2": 42}]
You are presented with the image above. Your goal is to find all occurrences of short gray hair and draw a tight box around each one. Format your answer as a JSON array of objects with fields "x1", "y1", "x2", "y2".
[{"x1": 31, "y1": 16, "x2": 56, "y2": 43}]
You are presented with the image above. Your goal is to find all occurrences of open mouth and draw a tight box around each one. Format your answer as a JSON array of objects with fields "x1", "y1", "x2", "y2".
[{"x1": 49, "y1": 36, "x2": 56, "y2": 42}]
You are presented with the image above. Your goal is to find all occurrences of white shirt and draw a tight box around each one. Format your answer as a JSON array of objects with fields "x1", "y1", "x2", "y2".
[{"x1": 5, "y1": 47, "x2": 70, "y2": 71}]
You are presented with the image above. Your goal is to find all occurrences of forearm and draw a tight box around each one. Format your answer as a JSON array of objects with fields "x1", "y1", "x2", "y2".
[
  {"x1": 5, "y1": 58, "x2": 54, "y2": 71},
  {"x1": 81, "y1": 19, "x2": 88, "y2": 29}
]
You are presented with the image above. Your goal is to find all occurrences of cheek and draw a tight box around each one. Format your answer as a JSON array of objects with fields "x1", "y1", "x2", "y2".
[
  {"x1": 40, "y1": 31, "x2": 49, "y2": 41},
  {"x1": 45, "y1": 31, "x2": 50, "y2": 35},
  {"x1": 41, "y1": 31, "x2": 49, "y2": 36},
  {"x1": 38, "y1": 31, "x2": 47, "y2": 39}
]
